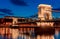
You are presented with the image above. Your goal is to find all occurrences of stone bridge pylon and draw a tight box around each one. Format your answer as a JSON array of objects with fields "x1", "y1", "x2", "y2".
[
  {"x1": 36, "y1": 4, "x2": 55, "y2": 39},
  {"x1": 38, "y1": 4, "x2": 52, "y2": 20}
]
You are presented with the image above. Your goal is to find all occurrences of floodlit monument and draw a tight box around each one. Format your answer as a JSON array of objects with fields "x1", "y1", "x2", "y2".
[{"x1": 37, "y1": 4, "x2": 55, "y2": 39}]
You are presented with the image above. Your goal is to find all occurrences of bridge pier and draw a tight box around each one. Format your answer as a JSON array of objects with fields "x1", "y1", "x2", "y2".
[
  {"x1": 37, "y1": 4, "x2": 54, "y2": 39},
  {"x1": 35, "y1": 27, "x2": 55, "y2": 39}
]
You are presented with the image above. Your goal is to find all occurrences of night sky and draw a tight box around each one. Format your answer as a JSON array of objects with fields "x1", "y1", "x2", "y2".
[
  {"x1": 0, "y1": 0, "x2": 60, "y2": 39},
  {"x1": 0, "y1": 0, "x2": 60, "y2": 18}
]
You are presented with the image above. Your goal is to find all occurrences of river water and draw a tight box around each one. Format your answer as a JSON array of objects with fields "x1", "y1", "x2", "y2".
[
  {"x1": 0, "y1": 27, "x2": 60, "y2": 39},
  {"x1": 0, "y1": 32, "x2": 60, "y2": 39},
  {"x1": 54, "y1": 32, "x2": 60, "y2": 39}
]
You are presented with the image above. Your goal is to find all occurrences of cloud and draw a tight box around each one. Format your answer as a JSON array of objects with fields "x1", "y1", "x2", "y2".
[
  {"x1": 10, "y1": 0, "x2": 28, "y2": 6},
  {"x1": 0, "y1": 9, "x2": 14, "y2": 15},
  {"x1": 0, "y1": 14, "x2": 5, "y2": 16}
]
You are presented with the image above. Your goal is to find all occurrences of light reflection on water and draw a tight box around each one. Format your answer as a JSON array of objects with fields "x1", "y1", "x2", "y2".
[
  {"x1": 54, "y1": 32, "x2": 60, "y2": 39},
  {"x1": 0, "y1": 34, "x2": 35, "y2": 39},
  {"x1": 0, "y1": 33, "x2": 60, "y2": 39},
  {"x1": 0, "y1": 29, "x2": 60, "y2": 39},
  {"x1": 0, "y1": 31, "x2": 36, "y2": 39}
]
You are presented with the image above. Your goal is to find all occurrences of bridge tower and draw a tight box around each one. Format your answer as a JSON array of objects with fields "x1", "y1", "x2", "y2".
[
  {"x1": 38, "y1": 4, "x2": 52, "y2": 20},
  {"x1": 36, "y1": 4, "x2": 55, "y2": 39}
]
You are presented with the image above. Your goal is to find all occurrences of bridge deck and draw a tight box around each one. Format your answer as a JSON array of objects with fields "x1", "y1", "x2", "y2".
[{"x1": 0, "y1": 25, "x2": 60, "y2": 28}]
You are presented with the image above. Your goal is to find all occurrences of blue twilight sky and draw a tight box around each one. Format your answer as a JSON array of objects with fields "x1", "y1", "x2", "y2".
[{"x1": 0, "y1": 0, "x2": 60, "y2": 18}]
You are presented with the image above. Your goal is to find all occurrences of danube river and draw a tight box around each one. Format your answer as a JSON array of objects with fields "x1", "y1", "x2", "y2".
[{"x1": 0, "y1": 31, "x2": 60, "y2": 39}]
